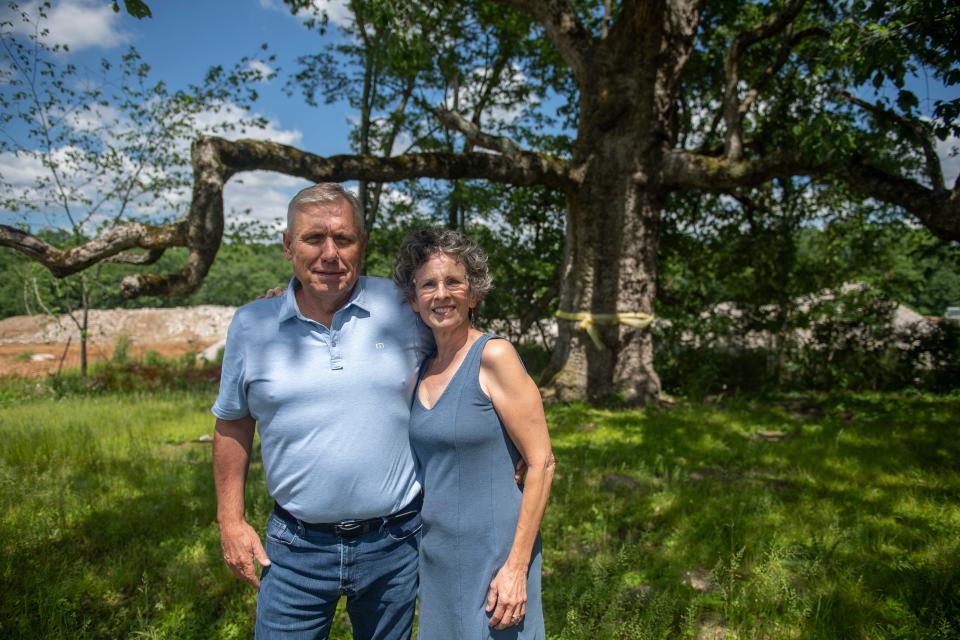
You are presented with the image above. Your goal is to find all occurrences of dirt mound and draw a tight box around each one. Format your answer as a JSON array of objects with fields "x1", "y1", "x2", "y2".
[{"x1": 0, "y1": 306, "x2": 236, "y2": 378}]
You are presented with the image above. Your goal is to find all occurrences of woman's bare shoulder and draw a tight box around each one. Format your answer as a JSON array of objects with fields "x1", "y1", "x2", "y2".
[{"x1": 480, "y1": 336, "x2": 519, "y2": 363}]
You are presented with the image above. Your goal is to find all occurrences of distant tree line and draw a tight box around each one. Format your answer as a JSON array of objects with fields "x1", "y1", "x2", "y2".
[{"x1": 3, "y1": 207, "x2": 958, "y2": 395}]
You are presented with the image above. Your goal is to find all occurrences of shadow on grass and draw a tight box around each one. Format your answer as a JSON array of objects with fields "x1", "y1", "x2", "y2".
[
  {"x1": 541, "y1": 395, "x2": 960, "y2": 638},
  {"x1": 0, "y1": 446, "x2": 273, "y2": 639},
  {"x1": 2, "y1": 393, "x2": 957, "y2": 639}
]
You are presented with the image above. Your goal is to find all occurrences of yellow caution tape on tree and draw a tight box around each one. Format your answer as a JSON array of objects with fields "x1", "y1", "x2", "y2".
[{"x1": 554, "y1": 310, "x2": 654, "y2": 350}]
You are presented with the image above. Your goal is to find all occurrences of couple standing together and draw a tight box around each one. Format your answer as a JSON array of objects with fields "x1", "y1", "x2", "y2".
[{"x1": 212, "y1": 183, "x2": 556, "y2": 639}]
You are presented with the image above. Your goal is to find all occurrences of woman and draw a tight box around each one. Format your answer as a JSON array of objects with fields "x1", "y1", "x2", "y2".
[{"x1": 394, "y1": 228, "x2": 555, "y2": 639}]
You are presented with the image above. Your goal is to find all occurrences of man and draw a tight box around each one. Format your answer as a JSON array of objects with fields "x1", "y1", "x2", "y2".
[{"x1": 212, "y1": 183, "x2": 431, "y2": 639}]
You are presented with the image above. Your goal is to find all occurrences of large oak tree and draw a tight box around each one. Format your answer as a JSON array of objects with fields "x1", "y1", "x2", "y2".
[{"x1": 3, "y1": 0, "x2": 958, "y2": 402}]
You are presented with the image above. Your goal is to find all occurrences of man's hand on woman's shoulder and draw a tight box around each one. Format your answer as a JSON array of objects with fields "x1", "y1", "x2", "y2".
[{"x1": 258, "y1": 286, "x2": 285, "y2": 300}]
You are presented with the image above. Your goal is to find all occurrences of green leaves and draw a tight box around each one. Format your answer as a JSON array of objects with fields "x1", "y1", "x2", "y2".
[{"x1": 111, "y1": 0, "x2": 152, "y2": 19}]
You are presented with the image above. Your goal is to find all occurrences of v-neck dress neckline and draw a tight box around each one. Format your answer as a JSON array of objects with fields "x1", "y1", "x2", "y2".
[{"x1": 415, "y1": 335, "x2": 486, "y2": 411}]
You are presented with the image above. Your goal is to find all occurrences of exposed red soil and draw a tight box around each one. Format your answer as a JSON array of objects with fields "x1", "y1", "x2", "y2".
[{"x1": 0, "y1": 306, "x2": 235, "y2": 378}]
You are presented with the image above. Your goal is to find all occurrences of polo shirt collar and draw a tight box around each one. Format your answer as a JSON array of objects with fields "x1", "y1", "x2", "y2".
[
  {"x1": 276, "y1": 277, "x2": 371, "y2": 324},
  {"x1": 276, "y1": 278, "x2": 300, "y2": 323}
]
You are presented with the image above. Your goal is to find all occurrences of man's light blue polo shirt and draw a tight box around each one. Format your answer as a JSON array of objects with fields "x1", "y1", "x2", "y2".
[{"x1": 212, "y1": 276, "x2": 431, "y2": 522}]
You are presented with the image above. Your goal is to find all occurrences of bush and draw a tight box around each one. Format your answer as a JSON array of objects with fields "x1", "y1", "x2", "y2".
[
  {"x1": 656, "y1": 285, "x2": 960, "y2": 396},
  {"x1": 907, "y1": 321, "x2": 960, "y2": 392},
  {"x1": 90, "y1": 360, "x2": 220, "y2": 393},
  {"x1": 111, "y1": 335, "x2": 131, "y2": 364},
  {"x1": 2, "y1": 359, "x2": 222, "y2": 402}
]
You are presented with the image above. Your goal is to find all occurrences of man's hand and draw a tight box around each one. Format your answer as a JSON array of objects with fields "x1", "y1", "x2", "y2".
[
  {"x1": 213, "y1": 417, "x2": 262, "y2": 587},
  {"x1": 257, "y1": 286, "x2": 285, "y2": 300},
  {"x1": 514, "y1": 456, "x2": 527, "y2": 487},
  {"x1": 219, "y1": 520, "x2": 271, "y2": 589}
]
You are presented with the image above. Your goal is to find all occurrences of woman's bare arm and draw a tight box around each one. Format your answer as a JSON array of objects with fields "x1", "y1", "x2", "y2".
[{"x1": 479, "y1": 339, "x2": 556, "y2": 629}]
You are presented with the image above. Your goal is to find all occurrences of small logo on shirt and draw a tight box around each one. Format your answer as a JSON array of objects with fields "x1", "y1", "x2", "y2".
[{"x1": 375, "y1": 342, "x2": 385, "y2": 350}]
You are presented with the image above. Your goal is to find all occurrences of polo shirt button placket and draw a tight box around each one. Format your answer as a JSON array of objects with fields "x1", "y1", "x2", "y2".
[{"x1": 329, "y1": 331, "x2": 343, "y2": 370}]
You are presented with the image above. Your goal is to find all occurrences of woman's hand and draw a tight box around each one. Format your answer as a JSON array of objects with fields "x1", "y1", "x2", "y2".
[{"x1": 485, "y1": 561, "x2": 528, "y2": 629}]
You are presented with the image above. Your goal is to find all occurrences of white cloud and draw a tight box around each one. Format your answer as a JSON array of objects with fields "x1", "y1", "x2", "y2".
[
  {"x1": 0, "y1": 149, "x2": 47, "y2": 187},
  {"x1": 54, "y1": 96, "x2": 303, "y2": 149},
  {"x1": 193, "y1": 102, "x2": 303, "y2": 147},
  {"x1": 936, "y1": 134, "x2": 959, "y2": 187},
  {"x1": 0, "y1": 144, "x2": 313, "y2": 232},
  {"x1": 0, "y1": 96, "x2": 306, "y2": 231},
  {"x1": 247, "y1": 59, "x2": 275, "y2": 83},
  {"x1": 390, "y1": 131, "x2": 413, "y2": 156},
  {"x1": 0, "y1": 145, "x2": 136, "y2": 232},
  {"x1": 8, "y1": 0, "x2": 130, "y2": 52},
  {"x1": 259, "y1": 0, "x2": 352, "y2": 27},
  {"x1": 319, "y1": 0, "x2": 352, "y2": 27},
  {"x1": 0, "y1": 60, "x2": 14, "y2": 85},
  {"x1": 224, "y1": 171, "x2": 312, "y2": 230},
  {"x1": 64, "y1": 103, "x2": 126, "y2": 134}
]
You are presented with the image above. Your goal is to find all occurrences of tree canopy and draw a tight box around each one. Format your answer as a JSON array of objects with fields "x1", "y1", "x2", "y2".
[{"x1": 2, "y1": 0, "x2": 957, "y2": 402}]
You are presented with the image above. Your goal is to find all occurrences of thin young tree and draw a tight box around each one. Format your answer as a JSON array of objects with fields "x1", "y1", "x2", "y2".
[{"x1": 0, "y1": 1, "x2": 268, "y2": 373}]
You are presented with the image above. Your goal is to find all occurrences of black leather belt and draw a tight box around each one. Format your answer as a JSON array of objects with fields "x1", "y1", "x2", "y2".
[{"x1": 273, "y1": 493, "x2": 421, "y2": 539}]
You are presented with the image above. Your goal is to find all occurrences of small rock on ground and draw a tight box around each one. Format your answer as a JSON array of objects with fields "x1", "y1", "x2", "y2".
[
  {"x1": 697, "y1": 614, "x2": 733, "y2": 640},
  {"x1": 683, "y1": 568, "x2": 715, "y2": 593},
  {"x1": 751, "y1": 430, "x2": 788, "y2": 442},
  {"x1": 602, "y1": 474, "x2": 642, "y2": 491}
]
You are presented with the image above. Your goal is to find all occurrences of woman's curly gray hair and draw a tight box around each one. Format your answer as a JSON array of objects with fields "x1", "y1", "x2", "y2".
[{"x1": 393, "y1": 228, "x2": 492, "y2": 304}]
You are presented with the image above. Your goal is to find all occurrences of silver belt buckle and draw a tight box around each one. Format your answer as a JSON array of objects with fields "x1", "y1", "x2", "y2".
[{"x1": 334, "y1": 520, "x2": 363, "y2": 536}]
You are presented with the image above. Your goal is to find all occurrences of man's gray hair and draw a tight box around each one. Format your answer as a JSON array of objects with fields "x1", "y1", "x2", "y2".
[
  {"x1": 286, "y1": 183, "x2": 364, "y2": 235},
  {"x1": 393, "y1": 228, "x2": 492, "y2": 304}
]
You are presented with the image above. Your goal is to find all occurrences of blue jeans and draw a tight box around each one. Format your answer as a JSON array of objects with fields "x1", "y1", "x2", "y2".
[{"x1": 255, "y1": 507, "x2": 422, "y2": 640}]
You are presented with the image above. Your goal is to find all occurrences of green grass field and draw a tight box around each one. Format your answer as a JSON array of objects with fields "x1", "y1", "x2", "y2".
[{"x1": 1, "y1": 388, "x2": 958, "y2": 639}]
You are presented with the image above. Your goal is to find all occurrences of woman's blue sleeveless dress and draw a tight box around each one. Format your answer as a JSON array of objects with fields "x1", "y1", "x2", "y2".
[{"x1": 409, "y1": 334, "x2": 544, "y2": 639}]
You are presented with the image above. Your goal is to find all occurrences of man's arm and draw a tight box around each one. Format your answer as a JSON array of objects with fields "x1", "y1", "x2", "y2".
[{"x1": 213, "y1": 416, "x2": 271, "y2": 589}]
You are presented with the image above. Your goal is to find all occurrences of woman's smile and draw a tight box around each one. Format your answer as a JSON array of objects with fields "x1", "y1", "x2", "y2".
[{"x1": 412, "y1": 252, "x2": 477, "y2": 330}]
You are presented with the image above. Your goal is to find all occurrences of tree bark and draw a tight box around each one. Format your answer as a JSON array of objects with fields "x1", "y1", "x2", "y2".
[
  {"x1": 543, "y1": 138, "x2": 666, "y2": 404},
  {"x1": 539, "y1": 0, "x2": 697, "y2": 403}
]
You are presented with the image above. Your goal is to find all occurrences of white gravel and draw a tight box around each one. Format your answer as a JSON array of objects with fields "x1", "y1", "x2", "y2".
[{"x1": 0, "y1": 305, "x2": 237, "y2": 345}]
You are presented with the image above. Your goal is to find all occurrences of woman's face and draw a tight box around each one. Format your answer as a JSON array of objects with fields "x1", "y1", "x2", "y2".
[{"x1": 411, "y1": 252, "x2": 477, "y2": 333}]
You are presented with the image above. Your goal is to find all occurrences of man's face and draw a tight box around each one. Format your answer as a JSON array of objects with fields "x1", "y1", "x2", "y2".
[{"x1": 283, "y1": 200, "x2": 366, "y2": 308}]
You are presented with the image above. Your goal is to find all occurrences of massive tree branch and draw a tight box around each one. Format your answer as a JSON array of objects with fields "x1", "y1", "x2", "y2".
[
  {"x1": 491, "y1": 0, "x2": 595, "y2": 81},
  {"x1": 661, "y1": 149, "x2": 823, "y2": 191},
  {"x1": 839, "y1": 90, "x2": 946, "y2": 192},
  {"x1": 435, "y1": 108, "x2": 523, "y2": 158},
  {"x1": 840, "y1": 158, "x2": 959, "y2": 242},
  {"x1": 662, "y1": 150, "x2": 960, "y2": 242},
  {"x1": 208, "y1": 137, "x2": 572, "y2": 188},
  {"x1": 105, "y1": 248, "x2": 166, "y2": 266},
  {"x1": 0, "y1": 221, "x2": 187, "y2": 278},
  {"x1": 661, "y1": 0, "x2": 705, "y2": 112},
  {"x1": 6, "y1": 135, "x2": 573, "y2": 299},
  {"x1": 723, "y1": 0, "x2": 809, "y2": 160}
]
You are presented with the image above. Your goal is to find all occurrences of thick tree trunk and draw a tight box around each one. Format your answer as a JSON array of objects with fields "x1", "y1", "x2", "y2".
[
  {"x1": 542, "y1": 174, "x2": 663, "y2": 404},
  {"x1": 538, "y1": 1, "x2": 690, "y2": 405},
  {"x1": 542, "y1": 114, "x2": 665, "y2": 404},
  {"x1": 612, "y1": 185, "x2": 662, "y2": 402}
]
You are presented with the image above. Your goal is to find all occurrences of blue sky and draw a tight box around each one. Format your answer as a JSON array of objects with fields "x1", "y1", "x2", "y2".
[
  {"x1": 1, "y1": 0, "x2": 957, "y2": 234},
  {"x1": 1, "y1": 0, "x2": 360, "y2": 230},
  {"x1": 126, "y1": 0, "x2": 352, "y2": 155}
]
